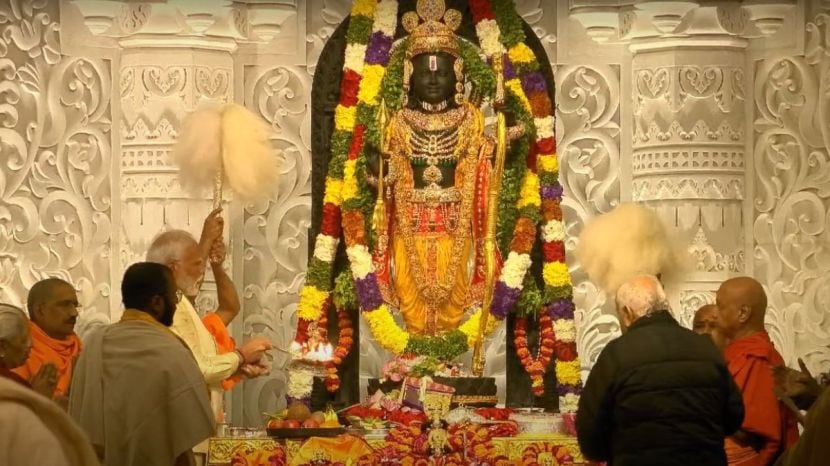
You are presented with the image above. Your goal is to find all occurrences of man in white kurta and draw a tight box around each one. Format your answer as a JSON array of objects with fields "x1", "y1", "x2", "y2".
[
  {"x1": 69, "y1": 262, "x2": 215, "y2": 466},
  {"x1": 146, "y1": 209, "x2": 271, "y2": 421}
]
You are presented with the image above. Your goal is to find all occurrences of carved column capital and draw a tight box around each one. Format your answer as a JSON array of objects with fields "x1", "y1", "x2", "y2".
[
  {"x1": 569, "y1": 1, "x2": 796, "y2": 44},
  {"x1": 70, "y1": 0, "x2": 297, "y2": 49}
]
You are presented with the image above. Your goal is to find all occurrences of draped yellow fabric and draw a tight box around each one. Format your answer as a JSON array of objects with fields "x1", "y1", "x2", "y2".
[
  {"x1": 392, "y1": 233, "x2": 471, "y2": 335},
  {"x1": 288, "y1": 435, "x2": 374, "y2": 466}
]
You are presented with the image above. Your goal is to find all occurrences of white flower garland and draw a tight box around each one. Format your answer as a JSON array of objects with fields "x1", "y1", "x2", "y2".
[
  {"x1": 542, "y1": 219, "x2": 565, "y2": 242},
  {"x1": 553, "y1": 319, "x2": 576, "y2": 343},
  {"x1": 346, "y1": 244, "x2": 373, "y2": 279},
  {"x1": 313, "y1": 235, "x2": 339, "y2": 262},
  {"x1": 502, "y1": 252, "x2": 532, "y2": 289},
  {"x1": 344, "y1": 44, "x2": 368, "y2": 73}
]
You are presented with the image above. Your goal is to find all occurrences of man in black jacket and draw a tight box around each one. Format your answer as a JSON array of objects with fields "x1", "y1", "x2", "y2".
[{"x1": 577, "y1": 275, "x2": 744, "y2": 466}]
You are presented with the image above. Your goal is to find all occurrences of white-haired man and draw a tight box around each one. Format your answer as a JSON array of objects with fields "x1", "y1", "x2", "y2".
[
  {"x1": 576, "y1": 275, "x2": 745, "y2": 466},
  {"x1": 146, "y1": 208, "x2": 271, "y2": 422}
]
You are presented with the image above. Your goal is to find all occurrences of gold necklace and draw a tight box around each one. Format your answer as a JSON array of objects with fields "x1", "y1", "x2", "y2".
[{"x1": 409, "y1": 126, "x2": 460, "y2": 186}]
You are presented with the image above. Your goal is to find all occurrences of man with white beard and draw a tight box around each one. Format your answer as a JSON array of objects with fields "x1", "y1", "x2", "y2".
[{"x1": 146, "y1": 208, "x2": 272, "y2": 423}]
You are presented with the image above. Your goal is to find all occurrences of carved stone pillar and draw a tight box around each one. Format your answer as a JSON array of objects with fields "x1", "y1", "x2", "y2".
[
  {"x1": 632, "y1": 41, "x2": 747, "y2": 324},
  {"x1": 571, "y1": 2, "x2": 797, "y2": 325},
  {"x1": 114, "y1": 4, "x2": 238, "y2": 314}
]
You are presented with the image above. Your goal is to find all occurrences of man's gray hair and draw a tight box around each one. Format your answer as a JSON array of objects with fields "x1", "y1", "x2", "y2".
[
  {"x1": 0, "y1": 304, "x2": 27, "y2": 343},
  {"x1": 616, "y1": 275, "x2": 669, "y2": 317},
  {"x1": 146, "y1": 229, "x2": 198, "y2": 266}
]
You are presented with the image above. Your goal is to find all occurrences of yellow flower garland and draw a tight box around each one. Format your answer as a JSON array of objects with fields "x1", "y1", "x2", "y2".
[
  {"x1": 508, "y1": 43, "x2": 536, "y2": 65},
  {"x1": 297, "y1": 285, "x2": 328, "y2": 321},
  {"x1": 543, "y1": 261, "x2": 572, "y2": 287},
  {"x1": 517, "y1": 171, "x2": 541, "y2": 208},
  {"x1": 555, "y1": 359, "x2": 582, "y2": 385},
  {"x1": 537, "y1": 154, "x2": 559, "y2": 173},
  {"x1": 323, "y1": 178, "x2": 344, "y2": 205},
  {"x1": 357, "y1": 64, "x2": 386, "y2": 105},
  {"x1": 341, "y1": 160, "x2": 359, "y2": 201},
  {"x1": 362, "y1": 304, "x2": 501, "y2": 356}
]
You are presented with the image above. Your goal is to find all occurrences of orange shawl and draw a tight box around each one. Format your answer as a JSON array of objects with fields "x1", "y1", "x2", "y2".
[
  {"x1": 202, "y1": 313, "x2": 240, "y2": 391},
  {"x1": 724, "y1": 331, "x2": 799, "y2": 466},
  {"x1": 11, "y1": 322, "x2": 82, "y2": 398}
]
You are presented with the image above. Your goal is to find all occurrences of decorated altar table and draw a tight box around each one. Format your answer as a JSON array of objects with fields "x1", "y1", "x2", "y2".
[{"x1": 207, "y1": 432, "x2": 594, "y2": 465}]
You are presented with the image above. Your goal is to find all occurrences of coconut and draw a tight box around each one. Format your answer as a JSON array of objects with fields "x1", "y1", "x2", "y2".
[{"x1": 285, "y1": 401, "x2": 311, "y2": 422}]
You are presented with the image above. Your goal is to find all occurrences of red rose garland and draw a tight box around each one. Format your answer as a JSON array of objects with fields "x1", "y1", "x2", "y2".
[{"x1": 514, "y1": 314, "x2": 555, "y2": 397}]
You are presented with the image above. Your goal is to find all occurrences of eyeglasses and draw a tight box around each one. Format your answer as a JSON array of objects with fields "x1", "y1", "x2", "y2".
[{"x1": 175, "y1": 289, "x2": 184, "y2": 303}]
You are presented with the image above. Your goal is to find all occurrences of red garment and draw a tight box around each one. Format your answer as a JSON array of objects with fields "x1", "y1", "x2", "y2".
[
  {"x1": 11, "y1": 322, "x2": 81, "y2": 397},
  {"x1": 724, "y1": 331, "x2": 799, "y2": 466},
  {"x1": 202, "y1": 313, "x2": 240, "y2": 391}
]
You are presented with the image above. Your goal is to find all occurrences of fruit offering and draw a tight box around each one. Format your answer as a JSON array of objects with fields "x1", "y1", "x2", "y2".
[{"x1": 321, "y1": 406, "x2": 341, "y2": 428}]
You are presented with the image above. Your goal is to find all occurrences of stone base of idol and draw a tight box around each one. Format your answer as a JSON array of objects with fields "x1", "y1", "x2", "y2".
[{"x1": 367, "y1": 377, "x2": 498, "y2": 408}]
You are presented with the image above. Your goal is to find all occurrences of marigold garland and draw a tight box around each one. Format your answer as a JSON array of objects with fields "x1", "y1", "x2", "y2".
[
  {"x1": 324, "y1": 306, "x2": 354, "y2": 392},
  {"x1": 469, "y1": 0, "x2": 583, "y2": 409},
  {"x1": 514, "y1": 314, "x2": 554, "y2": 396}
]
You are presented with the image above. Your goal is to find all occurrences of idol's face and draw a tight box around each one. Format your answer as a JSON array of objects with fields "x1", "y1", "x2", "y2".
[{"x1": 410, "y1": 52, "x2": 456, "y2": 105}]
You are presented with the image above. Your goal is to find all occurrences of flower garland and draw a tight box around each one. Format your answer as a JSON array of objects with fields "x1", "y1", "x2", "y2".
[
  {"x1": 514, "y1": 314, "x2": 554, "y2": 396},
  {"x1": 469, "y1": 0, "x2": 582, "y2": 410},
  {"x1": 323, "y1": 306, "x2": 354, "y2": 392},
  {"x1": 290, "y1": 0, "x2": 394, "y2": 398}
]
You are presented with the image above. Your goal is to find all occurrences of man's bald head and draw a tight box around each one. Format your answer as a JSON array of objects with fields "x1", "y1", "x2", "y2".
[
  {"x1": 716, "y1": 277, "x2": 767, "y2": 340},
  {"x1": 26, "y1": 278, "x2": 79, "y2": 340}
]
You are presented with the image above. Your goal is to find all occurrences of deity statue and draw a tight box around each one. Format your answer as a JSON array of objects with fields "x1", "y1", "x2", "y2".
[
  {"x1": 297, "y1": 0, "x2": 578, "y2": 410},
  {"x1": 371, "y1": 1, "x2": 512, "y2": 337}
]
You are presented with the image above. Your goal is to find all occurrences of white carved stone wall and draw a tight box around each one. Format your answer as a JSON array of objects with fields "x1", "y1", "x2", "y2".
[{"x1": 1, "y1": 0, "x2": 827, "y2": 426}]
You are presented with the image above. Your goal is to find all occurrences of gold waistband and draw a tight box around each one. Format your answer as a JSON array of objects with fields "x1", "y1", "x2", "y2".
[{"x1": 410, "y1": 187, "x2": 461, "y2": 204}]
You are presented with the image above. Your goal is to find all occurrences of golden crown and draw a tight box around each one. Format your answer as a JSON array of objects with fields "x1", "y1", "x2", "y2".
[{"x1": 403, "y1": 0, "x2": 462, "y2": 58}]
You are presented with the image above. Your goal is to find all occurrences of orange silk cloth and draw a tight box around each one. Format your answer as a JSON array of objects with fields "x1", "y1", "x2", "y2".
[
  {"x1": 11, "y1": 322, "x2": 81, "y2": 398},
  {"x1": 724, "y1": 331, "x2": 799, "y2": 466},
  {"x1": 288, "y1": 434, "x2": 374, "y2": 466},
  {"x1": 202, "y1": 313, "x2": 240, "y2": 391}
]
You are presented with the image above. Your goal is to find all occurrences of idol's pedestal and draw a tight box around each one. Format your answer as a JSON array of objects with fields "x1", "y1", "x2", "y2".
[
  {"x1": 367, "y1": 377, "x2": 499, "y2": 408},
  {"x1": 309, "y1": 376, "x2": 499, "y2": 411}
]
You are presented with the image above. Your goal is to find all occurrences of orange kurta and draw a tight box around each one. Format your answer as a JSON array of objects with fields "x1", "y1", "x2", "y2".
[
  {"x1": 724, "y1": 331, "x2": 799, "y2": 466},
  {"x1": 11, "y1": 322, "x2": 81, "y2": 398},
  {"x1": 202, "y1": 313, "x2": 240, "y2": 391}
]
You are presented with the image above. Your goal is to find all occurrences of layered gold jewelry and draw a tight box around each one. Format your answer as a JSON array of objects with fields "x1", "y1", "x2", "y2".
[{"x1": 387, "y1": 102, "x2": 486, "y2": 333}]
